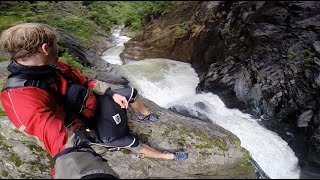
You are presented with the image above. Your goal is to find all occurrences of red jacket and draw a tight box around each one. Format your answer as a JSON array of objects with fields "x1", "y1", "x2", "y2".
[{"x1": 1, "y1": 60, "x2": 98, "y2": 157}]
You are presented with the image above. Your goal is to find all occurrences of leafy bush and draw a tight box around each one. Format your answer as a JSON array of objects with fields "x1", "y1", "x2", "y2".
[
  {"x1": 0, "y1": 1, "x2": 173, "y2": 50},
  {"x1": 0, "y1": 2, "x2": 98, "y2": 48},
  {"x1": 51, "y1": 16, "x2": 93, "y2": 47},
  {"x1": 59, "y1": 51, "x2": 97, "y2": 78},
  {"x1": 87, "y1": 1, "x2": 172, "y2": 31}
]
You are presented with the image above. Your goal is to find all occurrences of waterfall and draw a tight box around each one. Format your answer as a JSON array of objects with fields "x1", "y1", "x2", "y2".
[{"x1": 101, "y1": 26, "x2": 301, "y2": 179}]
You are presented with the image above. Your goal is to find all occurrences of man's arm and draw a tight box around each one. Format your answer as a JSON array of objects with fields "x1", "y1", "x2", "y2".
[{"x1": 56, "y1": 60, "x2": 128, "y2": 108}]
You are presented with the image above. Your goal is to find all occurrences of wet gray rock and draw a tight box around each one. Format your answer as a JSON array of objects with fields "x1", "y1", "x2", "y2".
[{"x1": 0, "y1": 117, "x2": 52, "y2": 179}]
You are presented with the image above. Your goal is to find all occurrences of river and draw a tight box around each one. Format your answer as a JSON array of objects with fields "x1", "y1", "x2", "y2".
[{"x1": 101, "y1": 26, "x2": 301, "y2": 179}]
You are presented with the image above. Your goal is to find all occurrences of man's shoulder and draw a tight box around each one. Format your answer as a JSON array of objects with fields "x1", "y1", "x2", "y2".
[
  {"x1": 55, "y1": 60, "x2": 69, "y2": 69},
  {"x1": 1, "y1": 86, "x2": 51, "y2": 100}
]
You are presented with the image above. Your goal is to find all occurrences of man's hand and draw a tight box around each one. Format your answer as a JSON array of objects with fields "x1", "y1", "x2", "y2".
[{"x1": 112, "y1": 94, "x2": 128, "y2": 109}]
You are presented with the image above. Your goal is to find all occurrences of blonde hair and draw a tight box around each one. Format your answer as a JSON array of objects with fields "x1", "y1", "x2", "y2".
[{"x1": 0, "y1": 23, "x2": 58, "y2": 61}]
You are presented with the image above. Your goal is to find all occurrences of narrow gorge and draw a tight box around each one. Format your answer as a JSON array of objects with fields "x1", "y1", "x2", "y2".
[
  {"x1": 0, "y1": 1, "x2": 319, "y2": 179},
  {"x1": 122, "y1": 1, "x2": 320, "y2": 179}
]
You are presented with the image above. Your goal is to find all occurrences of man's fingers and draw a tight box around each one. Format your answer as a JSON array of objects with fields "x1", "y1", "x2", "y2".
[
  {"x1": 112, "y1": 94, "x2": 129, "y2": 109},
  {"x1": 121, "y1": 98, "x2": 128, "y2": 109}
]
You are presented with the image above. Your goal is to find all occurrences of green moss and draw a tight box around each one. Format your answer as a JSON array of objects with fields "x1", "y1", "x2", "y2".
[
  {"x1": 239, "y1": 149, "x2": 250, "y2": 168},
  {"x1": 0, "y1": 109, "x2": 6, "y2": 116},
  {"x1": 32, "y1": 155, "x2": 52, "y2": 172},
  {"x1": 121, "y1": 149, "x2": 132, "y2": 154},
  {"x1": 20, "y1": 173, "x2": 37, "y2": 179},
  {"x1": 0, "y1": 78, "x2": 6, "y2": 91},
  {"x1": 194, "y1": 136, "x2": 227, "y2": 150},
  {"x1": 287, "y1": 49, "x2": 296, "y2": 60},
  {"x1": 13, "y1": 129, "x2": 21, "y2": 134},
  {"x1": 135, "y1": 132, "x2": 150, "y2": 143},
  {"x1": 1, "y1": 170, "x2": 8, "y2": 177},
  {"x1": 162, "y1": 125, "x2": 178, "y2": 136},
  {"x1": 1, "y1": 144, "x2": 9, "y2": 151},
  {"x1": 27, "y1": 144, "x2": 44, "y2": 153},
  {"x1": 193, "y1": 129, "x2": 228, "y2": 151},
  {"x1": 0, "y1": 57, "x2": 7, "y2": 62},
  {"x1": 38, "y1": 159, "x2": 47, "y2": 172},
  {"x1": 199, "y1": 150, "x2": 212, "y2": 156},
  {"x1": 302, "y1": 49, "x2": 316, "y2": 65},
  {"x1": 178, "y1": 23, "x2": 190, "y2": 32},
  {"x1": 177, "y1": 137, "x2": 186, "y2": 147},
  {"x1": 163, "y1": 124, "x2": 228, "y2": 151},
  {"x1": 8, "y1": 154, "x2": 22, "y2": 167},
  {"x1": 231, "y1": 138, "x2": 250, "y2": 168},
  {"x1": 231, "y1": 138, "x2": 241, "y2": 150},
  {"x1": 46, "y1": 153, "x2": 55, "y2": 167},
  {"x1": 180, "y1": 125, "x2": 228, "y2": 151},
  {"x1": 175, "y1": 23, "x2": 190, "y2": 38}
]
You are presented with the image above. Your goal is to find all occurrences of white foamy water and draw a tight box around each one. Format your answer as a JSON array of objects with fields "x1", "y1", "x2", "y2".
[
  {"x1": 117, "y1": 59, "x2": 300, "y2": 179},
  {"x1": 101, "y1": 25, "x2": 130, "y2": 65},
  {"x1": 102, "y1": 28, "x2": 301, "y2": 179}
]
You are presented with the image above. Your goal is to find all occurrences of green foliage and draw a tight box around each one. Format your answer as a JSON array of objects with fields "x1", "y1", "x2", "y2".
[
  {"x1": 302, "y1": 49, "x2": 316, "y2": 65},
  {"x1": 231, "y1": 138, "x2": 250, "y2": 167},
  {"x1": 121, "y1": 149, "x2": 132, "y2": 154},
  {"x1": 287, "y1": 49, "x2": 296, "y2": 60},
  {"x1": 8, "y1": 154, "x2": 22, "y2": 167},
  {"x1": 1, "y1": 143, "x2": 9, "y2": 151},
  {"x1": 1, "y1": 170, "x2": 9, "y2": 177},
  {"x1": 0, "y1": 57, "x2": 6, "y2": 62},
  {"x1": 59, "y1": 51, "x2": 97, "y2": 78},
  {"x1": 178, "y1": 23, "x2": 190, "y2": 32},
  {"x1": 0, "y1": 1, "x2": 172, "y2": 48},
  {"x1": 134, "y1": 132, "x2": 150, "y2": 143},
  {"x1": 199, "y1": 150, "x2": 212, "y2": 156},
  {"x1": 0, "y1": 109, "x2": 6, "y2": 116},
  {"x1": 52, "y1": 16, "x2": 93, "y2": 47},
  {"x1": 0, "y1": 79, "x2": 5, "y2": 91},
  {"x1": 0, "y1": 1, "x2": 98, "y2": 48},
  {"x1": 0, "y1": 1, "x2": 55, "y2": 30},
  {"x1": 131, "y1": 21, "x2": 143, "y2": 31},
  {"x1": 87, "y1": 1, "x2": 172, "y2": 31}
]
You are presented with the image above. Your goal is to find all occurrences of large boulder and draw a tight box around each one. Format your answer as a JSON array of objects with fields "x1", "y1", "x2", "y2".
[{"x1": 0, "y1": 97, "x2": 256, "y2": 179}]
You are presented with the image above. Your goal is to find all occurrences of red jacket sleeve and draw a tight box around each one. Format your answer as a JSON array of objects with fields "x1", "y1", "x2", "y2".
[
  {"x1": 1, "y1": 88, "x2": 75, "y2": 157},
  {"x1": 55, "y1": 60, "x2": 97, "y2": 89}
]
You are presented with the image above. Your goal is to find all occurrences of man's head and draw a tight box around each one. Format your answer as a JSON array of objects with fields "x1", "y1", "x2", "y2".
[{"x1": 0, "y1": 23, "x2": 59, "y2": 65}]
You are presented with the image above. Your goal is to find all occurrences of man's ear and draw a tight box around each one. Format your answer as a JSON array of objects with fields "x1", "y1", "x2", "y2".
[{"x1": 37, "y1": 43, "x2": 49, "y2": 55}]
